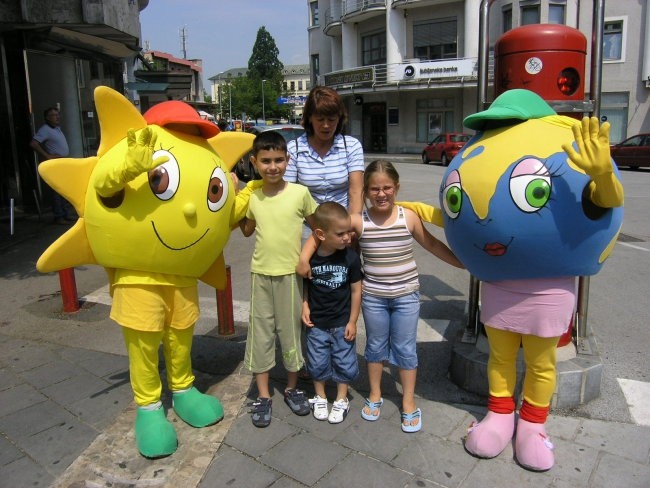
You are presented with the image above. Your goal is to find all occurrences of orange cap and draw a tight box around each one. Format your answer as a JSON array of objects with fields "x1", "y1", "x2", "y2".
[{"x1": 144, "y1": 100, "x2": 219, "y2": 138}]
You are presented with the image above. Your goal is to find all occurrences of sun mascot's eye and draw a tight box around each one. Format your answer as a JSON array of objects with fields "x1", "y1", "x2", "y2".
[
  {"x1": 207, "y1": 167, "x2": 229, "y2": 212},
  {"x1": 149, "y1": 150, "x2": 180, "y2": 201}
]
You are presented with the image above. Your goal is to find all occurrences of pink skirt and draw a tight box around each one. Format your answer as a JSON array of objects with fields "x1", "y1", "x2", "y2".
[{"x1": 480, "y1": 277, "x2": 576, "y2": 338}]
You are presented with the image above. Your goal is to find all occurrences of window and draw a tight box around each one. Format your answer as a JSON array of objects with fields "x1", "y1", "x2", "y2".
[
  {"x1": 298, "y1": 80, "x2": 303, "y2": 91},
  {"x1": 362, "y1": 32, "x2": 386, "y2": 66},
  {"x1": 310, "y1": 1, "x2": 319, "y2": 27},
  {"x1": 290, "y1": 81, "x2": 295, "y2": 91},
  {"x1": 521, "y1": 3, "x2": 540, "y2": 25},
  {"x1": 416, "y1": 98, "x2": 455, "y2": 143},
  {"x1": 603, "y1": 19, "x2": 625, "y2": 62},
  {"x1": 600, "y1": 92, "x2": 628, "y2": 143},
  {"x1": 413, "y1": 19, "x2": 457, "y2": 60},
  {"x1": 502, "y1": 7, "x2": 512, "y2": 33},
  {"x1": 311, "y1": 54, "x2": 320, "y2": 83},
  {"x1": 549, "y1": 3, "x2": 565, "y2": 24}
]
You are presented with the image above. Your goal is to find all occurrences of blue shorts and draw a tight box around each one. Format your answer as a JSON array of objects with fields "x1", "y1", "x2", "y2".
[
  {"x1": 306, "y1": 326, "x2": 359, "y2": 384},
  {"x1": 361, "y1": 291, "x2": 420, "y2": 370}
]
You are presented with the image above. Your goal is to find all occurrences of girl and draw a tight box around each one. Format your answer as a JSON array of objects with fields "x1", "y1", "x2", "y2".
[
  {"x1": 354, "y1": 160, "x2": 463, "y2": 432},
  {"x1": 299, "y1": 160, "x2": 463, "y2": 432}
]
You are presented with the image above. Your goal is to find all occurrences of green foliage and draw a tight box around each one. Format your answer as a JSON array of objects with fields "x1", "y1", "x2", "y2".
[{"x1": 216, "y1": 26, "x2": 293, "y2": 122}]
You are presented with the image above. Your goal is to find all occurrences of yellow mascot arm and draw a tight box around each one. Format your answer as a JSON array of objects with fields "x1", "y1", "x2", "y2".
[
  {"x1": 94, "y1": 127, "x2": 168, "y2": 197},
  {"x1": 561, "y1": 117, "x2": 624, "y2": 208},
  {"x1": 397, "y1": 201, "x2": 445, "y2": 228},
  {"x1": 231, "y1": 179, "x2": 264, "y2": 226}
]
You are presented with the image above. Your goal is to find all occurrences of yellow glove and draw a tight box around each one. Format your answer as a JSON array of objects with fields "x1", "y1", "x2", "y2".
[
  {"x1": 231, "y1": 179, "x2": 264, "y2": 226},
  {"x1": 561, "y1": 117, "x2": 623, "y2": 208},
  {"x1": 94, "y1": 127, "x2": 168, "y2": 197},
  {"x1": 397, "y1": 201, "x2": 445, "y2": 227}
]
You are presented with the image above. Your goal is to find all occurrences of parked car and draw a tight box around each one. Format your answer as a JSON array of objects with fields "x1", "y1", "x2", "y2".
[
  {"x1": 235, "y1": 124, "x2": 305, "y2": 182},
  {"x1": 610, "y1": 133, "x2": 650, "y2": 169},
  {"x1": 422, "y1": 132, "x2": 472, "y2": 166}
]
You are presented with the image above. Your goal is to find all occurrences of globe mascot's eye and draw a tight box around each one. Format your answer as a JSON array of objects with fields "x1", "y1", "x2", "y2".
[
  {"x1": 442, "y1": 170, "x2": 463, "y2": 219},
  {"x1": 149, "y1": 150, "x2": 179, "y2": 201},
  {"x1": 509, "y1": 158, "x2": 551, "y2": 213}
]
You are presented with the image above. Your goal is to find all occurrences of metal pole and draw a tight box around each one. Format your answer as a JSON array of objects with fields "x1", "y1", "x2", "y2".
[
  {"x1": 228, "y1": 83, "x2": 232, "y2": 124},
  {"x1": 10, "y1": 198, "x2": 14, "y2": 235},
  {"x1": 576, "y1": 0, "x2": 606, "y2": 342},
  {"x1": 58, "y1": 268, "x2": 80, "y2": 312}
]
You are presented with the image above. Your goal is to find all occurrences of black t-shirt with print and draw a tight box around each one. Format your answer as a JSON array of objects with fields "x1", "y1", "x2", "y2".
[{"x1": 307, "y1": 247, "x2": 363, "y2": 329}]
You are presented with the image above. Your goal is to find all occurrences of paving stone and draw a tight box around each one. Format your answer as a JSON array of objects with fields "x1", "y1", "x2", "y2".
[
  {"x1": 574, "y1": 418, "x2": 650, "y2": 464},
  {"x1": 19, "y1": 418, "x2": 99, "y2": 476},
  {"x1": 0, "y1": 453, "x2": 54, "y2": 487},
  {"x1": 546, "y1": 413, "x2": 582, "y2": 441},
  {"x1": 0, "y1": 367, "x2": 21, "y2": 391},
  {"x1": 0, "y1": 383, "x2": 47, "y2": 417},
  {"x1": 0, "y1": 400, "x2": 78, "y2": 439},
  {"x1": 0, "y1": 434, "x2": 24, "y2": 465},
  {"x1": 69, "y1": 382, "x2": 133, "y2": 429},
  {"x1": 224, "y1": 411, "x2": 300, "y2": 458},
  {"x1": 40, "y1": 371, "x2": 113, "y2": 406},
  {"x1": 19, "y1": 357, "x2": 80, "y2": 389},
  {"x1": 78, "y1": 352, "x2": 129, "y2": 378},
  {"x1": 549, "y1": 436, "x2": 600, "y2": 485},
  {"x1": 314, "y1": 452, "x2": 411, "y2": 488},
  {"x1": 461, "y1": 456, "x2": 554, "y2": 488},
  {"x1": 392, "y1": 433, "x2": 479, "y2": 488},
  {"x1": 419, "y1": 400, "x2": 473, "y2": 438},
  {"x1": 334, "y1": 414, "x2": 410, "y2": 462},
  {"x1": 2, "y1": 342, "x2": 58, "y2": 373},
  {"x1": 590, "y1": 452, "x2": 650, "y2": 488},
  {"x1": 268, "y1": 476, "x2": 309, "y2": 488},
  {"x1": 259, "y1": 431, "x2": 349, "y2": 486},
  {"x1": 198, "y1": 446, "x2": 281, "y2": 488}
]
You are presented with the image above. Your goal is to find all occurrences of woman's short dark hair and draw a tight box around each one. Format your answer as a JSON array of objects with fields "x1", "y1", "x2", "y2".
[{"x1": 302, "y1": 86, "x2": 348, "y2": 137}]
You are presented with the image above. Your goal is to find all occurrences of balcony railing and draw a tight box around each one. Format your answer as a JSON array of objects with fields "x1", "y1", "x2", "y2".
[
  {"x1": 343, "y1": 0, "x2": 386, "y2": 16},
  {"x1": 324, "y1": 5, "x2": 343, "y2": 36},
  {"x1": 319, "y1": 57, "x2": 492, "y2": 90}
]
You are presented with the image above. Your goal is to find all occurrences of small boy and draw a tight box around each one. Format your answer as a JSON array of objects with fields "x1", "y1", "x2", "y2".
[
  {"x1": 239, "y1": 130, "x2": 318, "y2": 427},
  {"x1": 302, "y1": 202, "x2": 362, "y2": 424}
]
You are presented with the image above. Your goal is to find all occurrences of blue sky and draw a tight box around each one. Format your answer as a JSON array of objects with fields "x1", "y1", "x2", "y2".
[{"x1": 140, "y1": 0, "x2": 310, "y2": 85}]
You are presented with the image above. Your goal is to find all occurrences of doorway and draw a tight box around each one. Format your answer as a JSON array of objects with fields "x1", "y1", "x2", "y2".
[{"x1": 363, "y1": 102, "x2": 386, "y2": 153}]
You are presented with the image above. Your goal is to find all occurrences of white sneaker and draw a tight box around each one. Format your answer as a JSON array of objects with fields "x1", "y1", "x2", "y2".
[
  {"x1": 328, "y1": 398, "x2": 350, "y2": 424},
  {"x1": 309, "y1": 395, "x2": 329, "y2": 421}
]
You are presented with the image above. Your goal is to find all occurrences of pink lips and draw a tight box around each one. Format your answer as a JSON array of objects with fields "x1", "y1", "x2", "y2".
[{"x1": 484, "y1": 242, "x2": 507, "y2": 256}]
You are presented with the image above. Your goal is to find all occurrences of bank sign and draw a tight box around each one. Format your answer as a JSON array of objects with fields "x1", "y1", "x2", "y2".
[{"x1": 399, "y1": 59, "x2": 475, "y2": 80}]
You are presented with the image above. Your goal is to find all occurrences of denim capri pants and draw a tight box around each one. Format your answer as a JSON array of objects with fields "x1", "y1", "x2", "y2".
[
  {"x1": 361, "y1": 291, "x2": 420, "y2": 370},
  {"x1": 306, "y1": 326, "x2": 359, "y2": 383}
]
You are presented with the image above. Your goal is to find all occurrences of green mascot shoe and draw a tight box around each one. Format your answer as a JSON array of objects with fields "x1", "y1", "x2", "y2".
[
  {"x1": 135, "y1": 405, "x2": 177, "y2": 458},
  {"x1": 173, "y1": 386, "x2": 224, "y2": 428}
]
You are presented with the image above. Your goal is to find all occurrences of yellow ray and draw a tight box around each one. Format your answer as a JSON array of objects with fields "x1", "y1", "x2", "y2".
[
  {"x1": 200, "y1": 252, "x2": 227, "y2": 289},
  {"x1": 95, "y1": 86, "x2": 147, "y2": 157},
  {"x1": 38, "y1": 157, "x2": 96, "y2": 218},
  {"x1": 208, "y1": 132, "x2": 255, "y2": 171},
  {"x1": 36, "y1": 220, "x2": 97, "y2": 272}
]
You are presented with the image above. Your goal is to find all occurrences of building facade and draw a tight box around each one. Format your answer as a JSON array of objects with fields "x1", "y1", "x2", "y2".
[
  {"x1": 0, "y1": 0, "x2": 149, "y2": 213},
  {"x1": 308, "y1": 0, "x2": 649, "y2": 153},
  {"x1": 209, "y1": 64, "x2": 311, "y2": 124}
]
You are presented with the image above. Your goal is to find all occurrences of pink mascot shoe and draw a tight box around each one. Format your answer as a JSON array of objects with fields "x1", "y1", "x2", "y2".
[
  {"x1": 515, "y1": 417, "x2": 555, "y2": 471},
  {"x1": 465, "y1": 410, "x2": 515, "y2": 458}
]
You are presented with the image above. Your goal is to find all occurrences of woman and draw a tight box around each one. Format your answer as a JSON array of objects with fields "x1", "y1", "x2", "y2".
[
  {"x1": 286, "y1": 86, "x2": 365, "y2": 380},
  {"x1": 285, "y1": 86, "x2": 365, "y2": 222}
]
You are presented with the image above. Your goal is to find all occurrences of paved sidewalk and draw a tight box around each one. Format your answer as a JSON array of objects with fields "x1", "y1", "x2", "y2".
[{"x1": 1, "y1": 213, "x2": 650, "y2": 487}]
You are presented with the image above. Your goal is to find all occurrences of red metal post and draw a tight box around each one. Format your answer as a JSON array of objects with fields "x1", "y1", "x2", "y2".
[
  {"x1": 217, "y1": 265, "x2": 235, "y2": 336},
  {"x1": 58, "y1": 268, "x2": 80, "y2": 312}
]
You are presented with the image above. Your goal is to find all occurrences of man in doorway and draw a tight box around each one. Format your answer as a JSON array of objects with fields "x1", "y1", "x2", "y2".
[{"x1": 30, "y1": 106, "x2": 75, "y2": 224}]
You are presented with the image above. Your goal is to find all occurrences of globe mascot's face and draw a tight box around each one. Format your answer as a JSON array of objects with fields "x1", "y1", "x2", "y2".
[
  {"x1": 440, "y1": 90, "x2": 624, "y2": 281},
  {"x1": 36, "y1": 86, "x2": 253, "y2": 289}
]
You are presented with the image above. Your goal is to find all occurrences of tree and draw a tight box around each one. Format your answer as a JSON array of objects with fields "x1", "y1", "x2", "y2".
[{"x1": 246, "y1": 26, "x2": 285, "y2": 121}]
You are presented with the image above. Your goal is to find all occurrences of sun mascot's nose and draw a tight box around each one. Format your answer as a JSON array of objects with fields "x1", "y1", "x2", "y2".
[{"x1": 183, "y1": 202, "x2": 197, "y2": 218}]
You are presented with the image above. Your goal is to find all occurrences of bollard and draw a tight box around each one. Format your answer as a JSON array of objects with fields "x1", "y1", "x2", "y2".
[
  {"x1": 58, "y1": 268, "x2": 80, "y2": 312},
  {"x1": 216, "y1": 265, "x2": 234, "y2": 335}
]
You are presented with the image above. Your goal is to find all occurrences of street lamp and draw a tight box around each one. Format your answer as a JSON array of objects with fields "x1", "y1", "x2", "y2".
[
  {"x1": 261, "y1": 79, "x2": 266, "y2": 123},
  {"x1": 228, "y1": 83, "x2": 232, "y2": 124}
]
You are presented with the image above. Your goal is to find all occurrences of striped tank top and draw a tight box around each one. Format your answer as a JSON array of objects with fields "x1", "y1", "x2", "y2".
[{"x1": 359, "y1": 206, "x2": 419, "y2": 298}]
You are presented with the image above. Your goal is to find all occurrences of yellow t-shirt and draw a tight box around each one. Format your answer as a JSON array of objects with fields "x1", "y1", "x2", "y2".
[{"x1": 246, "y1": 183, "x2": 317, "y2": 276}]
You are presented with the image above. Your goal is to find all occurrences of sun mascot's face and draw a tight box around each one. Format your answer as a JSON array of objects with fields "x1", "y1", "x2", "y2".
[
  {"x1": 85, "y1": 128, "x2": 232, "y2": 278},
  {"x1": 36, "y1": 86, "x2": 254, "y2": 289}
]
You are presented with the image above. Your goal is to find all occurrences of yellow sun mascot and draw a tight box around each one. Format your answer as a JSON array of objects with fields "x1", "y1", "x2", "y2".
[{"x1": 37, "y1": 86, "x2": 256, "y2": 458}]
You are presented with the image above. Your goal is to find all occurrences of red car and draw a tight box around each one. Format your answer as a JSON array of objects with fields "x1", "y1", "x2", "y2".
[
  {"x1": 422, "y1": 132, "x2": 472, "y2": 166},
  {"x1": 610, "y1": 133, "x2": 650, "y2": 169}
]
